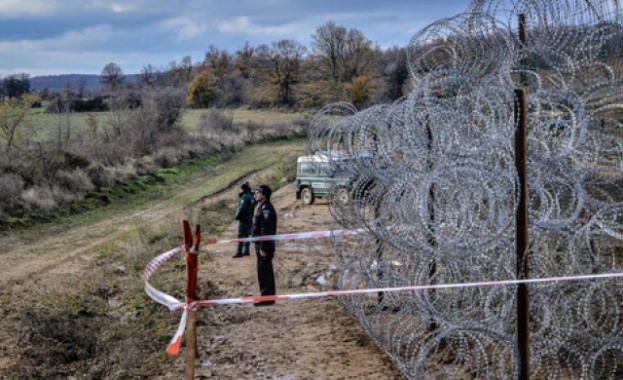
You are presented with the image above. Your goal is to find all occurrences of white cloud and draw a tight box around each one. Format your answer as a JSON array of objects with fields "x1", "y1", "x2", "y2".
[
  {"x1": 111, "y1": 3, "x2": 132, "y2": 13},
  {"x1": 0, "y1": 24, "x2": 114, "y2": 54},
  {"x1": 0, "y1": 0, "x2": 62, "y2": 18},
  {"x1": 161, "y1": 17, "x2": 209, "y2": 41},
  {"x1": 87, "y1": 0, "x2": 148, "y2": 14},
  {"x1": 58, "y1": 25, "x2": 114, "y2": 47},
  {"x1": 217, "y1": 16, "x2": 311, "y2": 41},
  {"x1": 217, "y1": 17, "x2": 253, "y2": 33},
  {"x1": 0, "y1": 40, "x2": 176, "y2": 76}
]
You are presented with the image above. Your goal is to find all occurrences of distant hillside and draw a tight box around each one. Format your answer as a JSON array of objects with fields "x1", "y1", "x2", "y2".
[{"x1": 30, "y1": 74, "x2": 139, "y2": 93}]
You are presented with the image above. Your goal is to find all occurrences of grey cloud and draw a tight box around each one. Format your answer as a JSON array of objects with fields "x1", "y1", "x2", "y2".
[{"x1": 0, "y1": 0, "x2": 472, "y2": 75}]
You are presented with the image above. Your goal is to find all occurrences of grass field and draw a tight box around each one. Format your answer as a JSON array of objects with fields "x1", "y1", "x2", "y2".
[
  {"x1": 182, "y1": 108, "x2": 312, "y2": 129},
  {"x1": 30, "y1": 106, "x2": 312, "y2": 141}
]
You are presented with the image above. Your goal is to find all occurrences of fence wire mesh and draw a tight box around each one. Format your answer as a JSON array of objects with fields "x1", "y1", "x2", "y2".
[{"x1": 308, "y1": 1, "x2": 623, "y2": 378}]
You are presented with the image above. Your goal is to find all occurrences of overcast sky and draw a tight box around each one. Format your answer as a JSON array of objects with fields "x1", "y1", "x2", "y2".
[{"x1": 0, "y1": 0, "x2": 472, "y2": 77}]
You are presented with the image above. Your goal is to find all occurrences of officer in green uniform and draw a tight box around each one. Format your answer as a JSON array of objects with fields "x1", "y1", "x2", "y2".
[{"x1": 233, "y1": 181, "x2": 255, "y2": 258}]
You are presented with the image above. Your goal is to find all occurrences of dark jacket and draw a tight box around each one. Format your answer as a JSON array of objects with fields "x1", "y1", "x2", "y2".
[
  {"x1": 235, "y1": 190, "x2": 255, "y2": 223},
  {"x1": 252, "y1": 199, "x2": 277, "y2": 252}
]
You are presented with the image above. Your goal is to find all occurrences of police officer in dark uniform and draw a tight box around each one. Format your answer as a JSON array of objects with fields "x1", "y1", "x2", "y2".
[{"x1": 251, "y1": 184, "x2": 277, "y2": 306}]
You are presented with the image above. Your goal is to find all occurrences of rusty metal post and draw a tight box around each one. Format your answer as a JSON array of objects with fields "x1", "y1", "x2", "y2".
[
  {"x1": 425, "y1": 121, "x2": 438, "y2": 332},
  {"x1": 515, "y1": 89, "x2": 530, "y2": 380},
  {"x1": 515, "y1": 13, "x2": 530, "y2": 380},
  {"x1": 183, "y1": 220, "x2": 201, "y2": 380}
]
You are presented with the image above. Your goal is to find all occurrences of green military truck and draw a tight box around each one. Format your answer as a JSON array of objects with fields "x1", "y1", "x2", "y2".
[{"x1": 295, "y1": 151, "x2": 358, "y2": 205}]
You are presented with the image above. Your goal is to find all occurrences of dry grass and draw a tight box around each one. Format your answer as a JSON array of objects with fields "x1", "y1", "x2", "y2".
[
  {"x1": 0, "y1": 139, "x2": 307, "y2": 379},
  {"x1": 30, "y1": 108, "x2": 310, "y2": 141},
  {"x1": 182, "y1": 108, "x2": 312, "y2": 131}
]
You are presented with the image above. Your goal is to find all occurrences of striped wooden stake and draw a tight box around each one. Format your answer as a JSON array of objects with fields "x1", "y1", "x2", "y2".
[{"x1": 183, "y1": 220, "x2": 201, "y2": 380}]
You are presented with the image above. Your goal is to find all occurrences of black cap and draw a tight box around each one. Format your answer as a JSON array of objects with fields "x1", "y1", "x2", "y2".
[
  {"x1": 256, "y1": 184, "x2": 272, "y2": 198},
  {"x1": 241, "y1": 181, "x2": 250, "y2": 191}
]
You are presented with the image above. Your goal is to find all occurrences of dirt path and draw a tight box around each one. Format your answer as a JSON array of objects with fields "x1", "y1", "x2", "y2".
[
  {"x1": 0, "y1": 163, "x2": 404, "y2": 378},
  {"x1": 161, "y1": 183, "x2": 403, "y2": 379}
]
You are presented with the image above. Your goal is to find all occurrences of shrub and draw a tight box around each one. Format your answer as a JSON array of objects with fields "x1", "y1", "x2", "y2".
[
  {"x1": 114, "y1": 161, "x2": 140, "y2": 181},
  {"x1": 12, "y1": 292, "x2": 106, "y2": 378},
  {"x1": 197, "y1": 108, "x2": 237, "y2": 134},
  {"x1": 133, "y1": 156, "x2": 157, "y2": 176},
  {"x1": 21, "y1": 185, "x2": 57, "y2": 212},
  {"x1": 153, "y1": 147, "x2": 184, "y2": 168},
  {"x1": 125, "y1": 88, "x2": 187, "y2": 155},
  {"x1": 292, "y1": 117, "x2": 311, "y2": 136},
  {"x1": 63, "y1": 151, "x2": 91, "y2": 169},
  {"x1": 88, "y1": 164, "x2": 118, "y2": 190},
  {"x1": 70, "y1": 96, "x2": 109, "y2": 112},
  {"x1": 0, "y1": 173, "x2": 25, "y2": 216},
  {"x1": 55, "y1": 169, "x2": 95, "y2": 194}
]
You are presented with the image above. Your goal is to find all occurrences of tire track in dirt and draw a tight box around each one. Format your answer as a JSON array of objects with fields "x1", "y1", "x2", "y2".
[
  {"x1": 189, "y1": 169, "x2": 261, "y2": 206},
  {"x1": 0, "y1": 169, "x2": 263, "y2": 287}
]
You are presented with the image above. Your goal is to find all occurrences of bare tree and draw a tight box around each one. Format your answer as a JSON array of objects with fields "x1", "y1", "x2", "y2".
[
  {"x1": 0, "y1": 93, "x2": 39, "y2": 155},
  {"x1": 201, "y1": 46, "x2": 246, "y2": 106},
  {"x1": 77, "y1": 77, "x2": 87, "y2": 98},
  {"x1": 381, "y1": 46, "x2": 409, "y2": 101},
  {"x1": 167, "y1": 56, "x2": 195, "y2": 86},
  {"x1": 310, "y1": 21, "x2": 379, "y2": 104},
  {"x1": 256, "y1": 39, "x2": 307, "y2": 106},
  {"x1": 100, "y1": 62, "x2": 125, "y2": 91},
  {"x1": 140, "y1": 64, "x2": 159, "y2": 87},
  {"x1": 340, "y1": 28, "x2": 378, "y2": 83},
  {"x1": 55, "y1": 80, "x2": 76, "y2": 146},
  {"x1": 235, "y1": 41, "x2": 256, "y2": 79},
  {"x1": 203, "y1": 46, "x2": 232, "y2": 83},
  {"x1": 179, "y1": 55, "x2": 194, "y2": 83},
  {"x1": 311, "y1": 21, "x2": 347, "y2": 85},
  {"x1": 2, "y1": 73, "x2": 31, "y2": 98}
]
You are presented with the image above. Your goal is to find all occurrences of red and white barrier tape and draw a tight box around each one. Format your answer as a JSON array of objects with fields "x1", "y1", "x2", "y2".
[
  {"x1": 194, "y1": 272, "x2": 623, "y2": 306},
  {"x1": 144, "y1": 228, "x2": 369, "y2": 354},
  {"x1": 145, "y1": 223, "x2": 623, "y2": 355},
  {"x1": 202, "y1": 227, "x2": 366, "y2": 246}
]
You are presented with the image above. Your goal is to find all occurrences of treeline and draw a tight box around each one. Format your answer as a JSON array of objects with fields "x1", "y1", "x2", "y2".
[
  {"x1": 128, "y1": 21, "x2": 409, "y2": 110},
  {"x1": 6, "y1": 21, "x2": 410, "y2": 112}
]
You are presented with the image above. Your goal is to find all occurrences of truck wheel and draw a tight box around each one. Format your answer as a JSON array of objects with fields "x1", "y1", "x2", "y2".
[
  {"x1": 302, "y1": 188, "x2": 315, "y2": 205},
  {"x1": 332, "y1": 188, "x2": 349, "y2": 205}
]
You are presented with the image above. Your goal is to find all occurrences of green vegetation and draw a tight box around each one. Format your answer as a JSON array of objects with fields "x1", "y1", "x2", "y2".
[
  {"x1": 0, "y1": 137, "x2": 305, "y2": 234},
  {"x1": 2, "y1": 138, "x2": 306, "y2": 378},
  {"x1": 0, "y1": 103, "x2": 309, "y2": 229},
  {"x1": 28, "y1": 107, "x2": 310, "y2": 140},
  {"x1": 183, "y1": 108, "x2": 312, "y2": 130}
]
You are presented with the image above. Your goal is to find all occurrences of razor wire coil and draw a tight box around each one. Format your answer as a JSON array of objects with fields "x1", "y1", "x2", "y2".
[{"x1": 309, "y1": 1, "x2": 623, "y2": 378}]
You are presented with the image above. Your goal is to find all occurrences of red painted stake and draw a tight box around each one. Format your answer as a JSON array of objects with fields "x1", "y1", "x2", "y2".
[{"x1": 183, "y1": 220, "x2": 201, "y2": 380}]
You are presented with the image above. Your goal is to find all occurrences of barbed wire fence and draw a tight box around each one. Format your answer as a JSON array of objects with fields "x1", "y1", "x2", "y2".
[{"x1": 308, "y1": 1, "x2": 623, "y2": 378}]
